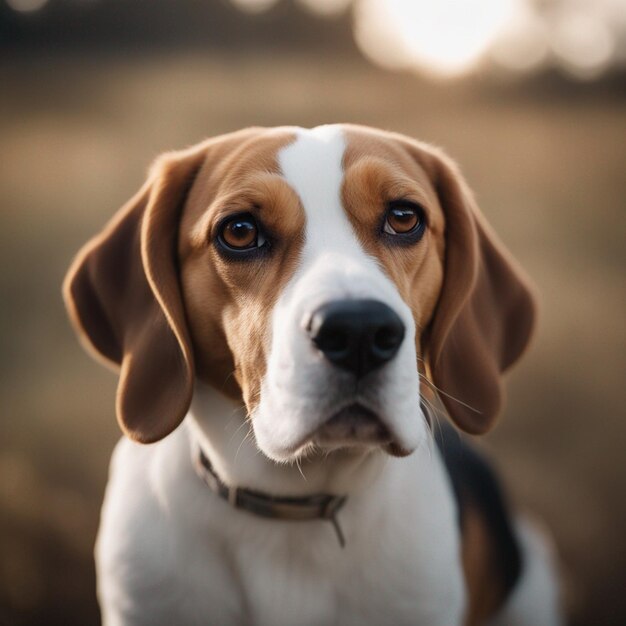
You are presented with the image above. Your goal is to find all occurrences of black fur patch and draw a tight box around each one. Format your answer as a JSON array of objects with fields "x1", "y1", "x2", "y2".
[{"x1": 434, "y1": 421, "x2": 523, "y2": 603}]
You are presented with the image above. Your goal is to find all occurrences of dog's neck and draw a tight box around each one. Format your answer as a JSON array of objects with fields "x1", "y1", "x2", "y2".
[{"x1": 187, "y1": 382, "x2": 389, "y2": 498}]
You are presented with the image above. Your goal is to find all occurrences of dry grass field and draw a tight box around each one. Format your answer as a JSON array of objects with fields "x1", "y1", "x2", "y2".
[{"x1": 0, "y1": 51, "x2": 624, "y2": 625}]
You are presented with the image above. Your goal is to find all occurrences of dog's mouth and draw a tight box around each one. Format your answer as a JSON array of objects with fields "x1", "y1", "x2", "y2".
[
  {"x1": 314, "y1": 403, "x2": 390, "y2": 445},
  {"x1": 305, "y1": 403, "x2": 412, "y2": 457}
]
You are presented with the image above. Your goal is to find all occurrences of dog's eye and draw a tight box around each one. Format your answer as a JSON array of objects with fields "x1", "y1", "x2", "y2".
[
  {"x1": 218, "y1": 213, "x2": 266, "y2": 251},
  {"x1": 383, "y1": 202, "x2": 425, "y2": 237}
]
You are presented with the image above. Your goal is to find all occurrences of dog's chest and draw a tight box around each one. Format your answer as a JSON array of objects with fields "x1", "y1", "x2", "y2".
[
  {"x1": 168, "y1": 507, "x2": 465, "y2": 626},
  {"x1": 97, "y1": 432, "x2": 465, "y2": 626},
  {"x1": 236, "y1": 526, "x2": 463, "y2": 626}
]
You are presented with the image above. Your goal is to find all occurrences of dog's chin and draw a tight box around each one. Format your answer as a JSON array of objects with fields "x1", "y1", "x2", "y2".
[
  {"x1": 312, "y1": 404, "x2": 415, "y2": 458},
  {"x1": 254, "y1": 403, "x2": 416, "y2": 463},
  {"x1": 312, "y1": 403, "x2": 391, "y2": 446}
]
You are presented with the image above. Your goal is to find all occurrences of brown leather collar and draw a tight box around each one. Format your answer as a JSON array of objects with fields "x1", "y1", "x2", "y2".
[{"x1": 195, "y1": 449, "x2": 348, "y2": 547}]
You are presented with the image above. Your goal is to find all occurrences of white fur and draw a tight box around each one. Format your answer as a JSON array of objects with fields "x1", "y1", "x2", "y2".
[
  {"x1": 94, "y1": 125, "x2": 559, "y2": 625},
  {"x1": 97, "y1": 388, "x2": 465, "y2": 626}
]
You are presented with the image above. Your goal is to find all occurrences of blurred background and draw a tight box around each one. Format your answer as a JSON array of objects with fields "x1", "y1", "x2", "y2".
[{"x1": 0, "y1": 1, "x2": 624, "y2": 624}]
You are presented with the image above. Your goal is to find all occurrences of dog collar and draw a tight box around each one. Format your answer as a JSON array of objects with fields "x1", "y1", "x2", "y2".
[{"x1": 194, "y1": 449, "x2": 348, "y2": 547}]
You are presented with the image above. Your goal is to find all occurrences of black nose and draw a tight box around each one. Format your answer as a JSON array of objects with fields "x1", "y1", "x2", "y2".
[{"x1": 307, "y1": 299, "x2": 405, "y2": 378}]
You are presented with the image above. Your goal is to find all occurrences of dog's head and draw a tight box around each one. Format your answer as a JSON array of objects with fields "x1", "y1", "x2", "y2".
[{"x1": 64, "y1": 125, "x2": 535, "y2": 462}]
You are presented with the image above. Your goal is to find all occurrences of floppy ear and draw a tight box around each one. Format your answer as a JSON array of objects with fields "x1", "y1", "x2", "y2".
[
  {"x1": 63, "y1": 147, "x2": 206, "y2": 443},
  {"x1": 425, "y1": 151, "x2": 537, "y2": 434}
]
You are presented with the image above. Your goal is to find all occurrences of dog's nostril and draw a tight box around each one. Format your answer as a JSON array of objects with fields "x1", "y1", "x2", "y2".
[
  {"x1": 308, "y1": 299, "x2": 405, "y2": 378},
  {"x1": 316, "y1": 328, "x2": 350, "y2": 355},
  {"x1": 373, "y1": 326, "x2": 403, "y2": 353}
]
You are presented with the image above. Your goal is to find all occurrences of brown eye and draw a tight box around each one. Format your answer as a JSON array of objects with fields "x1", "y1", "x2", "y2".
[
  {"x1": 383, "y1": 203, "x2": 425, "y2": 237},
  {"x1": 218, "y1": 213, "x2": 265, "y2": 251}
]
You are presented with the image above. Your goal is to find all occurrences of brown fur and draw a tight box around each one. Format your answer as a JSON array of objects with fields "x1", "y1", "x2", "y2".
[
  {"x1": 178, "y1": 129, "x2": 303, "y2": 412},
  {"x1": 63, "y1": 127, "x2": 302, "y2": 441},
  {"x1": 462, "y1": 499, "x2": 511, "y2": 625},
  {"x1": 63, "y1": 141, "x2": 207, "y2": 442}
]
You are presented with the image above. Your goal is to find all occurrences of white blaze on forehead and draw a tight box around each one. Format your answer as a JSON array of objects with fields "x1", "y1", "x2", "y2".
[
  {"x1": 276, "y1": 125, "x2": 404, "y2": 305},
  {"x1": 278, "y1": 125, "x2": 345, "y2": 218},
  {"x1": 278, "y1": 125, "x2": 357, "y2": 261}
]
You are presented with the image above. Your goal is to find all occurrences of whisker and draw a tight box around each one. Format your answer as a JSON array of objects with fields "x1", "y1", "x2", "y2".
[
  {"x1": 417, "y1": 369, "x2": 481, "y2": 414},
  {"x1": 234, "y1": 425, "x2": 254, "y2": 465},
  {"x1": 227, "y1": 416, "x2": 251, "y2": 447},
  {"x1": 419, "y1": 397, "x2": 440, "y2": 458},
  {"x1": 295, "y1": 456, "x2": 307, "y2": 482},
  {"x1": 221, "y1": 369, "x2": 237, "y2": 391}
]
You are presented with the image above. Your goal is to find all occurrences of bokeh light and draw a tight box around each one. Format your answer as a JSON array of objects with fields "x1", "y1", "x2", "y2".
[
  {"x1": 297, "y1": 0, "x2": 352, "y2": 17},
  {"x1": 350, "y1": 0, "x2": 626, "y2": 79},
  {"x1": 354, "y1": 0, "x2": 521, "y2": 78},
  {"x1": 231, "y1": 0, "x2": 626, "y2": 80},
  {"x1": 6, "y1": 0, "x2": 48, "y2": 13},
  {"x1": 230, "y1": 0, "x2": 280, "y2": 14},
  {"x1": 7, "y1": 0, "x2": 626, "y2": 80},
  {"x1": 552, "y1": 7, "x2": 614, "y2": 79},
  {"x1": 490, "y1": 5, "x2": 550, "y2": 73}
]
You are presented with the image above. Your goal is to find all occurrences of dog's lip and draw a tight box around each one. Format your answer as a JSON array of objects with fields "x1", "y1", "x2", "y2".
[
  {"x1": 384, "y1": 441, "x2": 413, "y2": 457},
  {"x1": 313, "y1": 403, "x2": 392, "y2": 446},
  {"x1": 281, "y1": 402, "x2": 415, "y2": 459},
  {"x1": 270, "y1": 402, "x2": 416, "y2": 461}
]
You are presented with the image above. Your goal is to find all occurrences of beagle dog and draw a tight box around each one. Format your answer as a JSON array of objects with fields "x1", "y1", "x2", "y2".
[{"x1": 63, "y1": 125, "x2": 562, "y2": 626}]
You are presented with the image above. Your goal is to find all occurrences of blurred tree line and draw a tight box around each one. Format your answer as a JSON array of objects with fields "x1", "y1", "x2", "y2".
[{"x1": 0, "y1": 0, "x2": 358, "y2": 53}]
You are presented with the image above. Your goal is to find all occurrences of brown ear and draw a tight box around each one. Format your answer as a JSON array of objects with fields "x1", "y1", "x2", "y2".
[
  {"x1": 63, "y1": 147, "x2": 206, "y2": 443},
  {"x1": 426, "y1": 151, "x2": 537, "y2": 434}
]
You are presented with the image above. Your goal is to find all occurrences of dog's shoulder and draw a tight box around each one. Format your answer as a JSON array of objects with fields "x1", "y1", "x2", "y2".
[
  {"x1": 434, "y1": 422, "x2": 522, "y2": 624},
  {"x1": 96, "y1": 432, "x2": 248, "y2": 624},
  {"x1": 96, "y1": 438, "x2": 174, "y2": 587}
]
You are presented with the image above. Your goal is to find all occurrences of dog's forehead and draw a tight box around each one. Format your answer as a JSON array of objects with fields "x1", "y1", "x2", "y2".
[
  {"x1": 276, "y1": 123, "x2": 425, "y2": 183},
  {"x1": 275, "y1": 124, "x2": 435, "y2": 216},
  {"x1": 181, "y1": 124, "x2": 439, "y2": 259},
  {"x1": 277, "y1": 126, "x2": 348, "y2": 253},
  {"x1": 186, "y1": 125, "x2": 431, "y2": 223},
  {"x1": 274, "y1": 125, "x2": 438, "y2": 251},
  {"x1": 277, "y1": 124, "x2": 346, "y2": 195}
]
